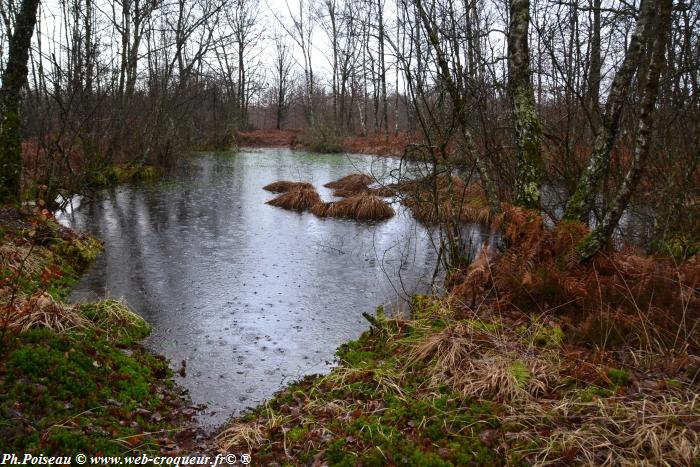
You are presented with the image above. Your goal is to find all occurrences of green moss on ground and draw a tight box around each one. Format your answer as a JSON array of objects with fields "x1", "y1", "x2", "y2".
[
  {"x1": 218, "y1": 299, "x2": 700, "y2": 465},
  {"x1": 1, "y1": 211, "x2": 195, "y2": 456},
  {"x1": 218, "y1": 316, "x2": 502, "y2": 466}
]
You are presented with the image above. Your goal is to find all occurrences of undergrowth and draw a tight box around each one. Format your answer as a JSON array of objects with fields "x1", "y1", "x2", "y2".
[
  {"x1": 218, "y1": 205, "x2": 699, "y2": 465},
  {"x1": 218, "y1": 297, "x2": 699, "y2": 465},
  {"x1": 0, "y1": 208, "x2": 196, "y2": 456}
]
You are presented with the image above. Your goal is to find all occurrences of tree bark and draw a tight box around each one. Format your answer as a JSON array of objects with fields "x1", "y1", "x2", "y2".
[
  {"x1": 508, "y1": 0, "x2": 543, "y2": 209},
  {"x1": 577, "y1": 0, "x2": 673, "y2": 261},
  {"x1": 0, "y1": 0, "x2": 40, "y2": 203},
  {"x1": 563, "y1": 0, "x2": 653, "y2": 222}
]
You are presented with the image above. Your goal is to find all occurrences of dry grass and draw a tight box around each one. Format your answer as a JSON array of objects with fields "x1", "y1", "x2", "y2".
[
  {"x1": 510, "y1": 395, "x2": 700, "y2": 466},
  {"x1": 84, "y1": 299, "x2": 148, "y2": 339},
  {"x1": 313, "y1": 193, "x2": 395, "y2": 220},
  {"x1": 368, "y1": 186, "x2": 397, "y2": 197},
  {"x1": 266, "y1": 185, "x2": 322, "y2": 212},
  {"x1": 0, "y1": 291, "x2": 90, "y2": 333},
  {"x1": 0, "y1": 243, "x2": 53, "y2": 277},
  {"x1": 408, "y1": 320, "x2": 556, "y2": 402},
  {"x1": 217, "y1": 422, "x2": 266, "y2": 452},
  {"x1": 324, "y1": 173, "x2": 374, "y2": 196},
  {"x1": 399, "y1": 177, "x2": 493, "y2": 225},
  {"x1": 262, "y1": 181, "x2": 314, "y2": 193}
]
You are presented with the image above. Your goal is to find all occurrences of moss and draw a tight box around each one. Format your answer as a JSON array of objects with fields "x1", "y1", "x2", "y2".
[
  {"x1": 0, "y1": 323, "x2": 184, "y2": 455},
  {"x1": 286, "y1": 426, "x2": 309, "y2": 443},
  {"x1": 50, "y1": 236, "x2": 103, "y2": 268},
  {"x1": 220, "y1": 311, "x2": 500, "y2": 465},
  {"x1": 0, "y1": 214, "x2": 188, "y2": 456},
  {"x1": 607, "y1": 368, "x2": 630, "y2": 387},
  {"x1": 533, "y1": 324, "x2": 565, "y2": 348},
  {"x1": 575, "y1": 385, "x2": 613, "y2": 402}
]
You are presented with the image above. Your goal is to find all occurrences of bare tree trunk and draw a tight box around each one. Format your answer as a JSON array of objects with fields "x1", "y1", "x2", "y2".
[
  {"x1": 586, "y1": 0, "x2": 601, "y2": 125},
  {"x1": 577, "y1": 0, "x2": 673, "y2": 261},
  {"x1": 508, "y1": 0, "x2": 543, "y2": 209},
  {"x1": 377, "y1": 0, "x2": 388, "y2": 133},
  {"x1": 0, "y1": 0, "x2": 40, "y2": 203},
  {"x1": 563, "y1": 0, "x2": 653, "y2": 222},
  {"x1": 414, "y1": 0, "x2": 499, "y2": 211}
]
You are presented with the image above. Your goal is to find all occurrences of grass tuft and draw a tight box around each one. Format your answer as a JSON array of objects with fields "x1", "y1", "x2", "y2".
[
  {"x1": 262, "y1": 181, "x2": 314, "y2": 193},
  {"x1": 266, "y1": 185, "x2": 322, "y2": 212},
  {"x1": 314, "y1": 193, "x2": 395, "y2": 221}
]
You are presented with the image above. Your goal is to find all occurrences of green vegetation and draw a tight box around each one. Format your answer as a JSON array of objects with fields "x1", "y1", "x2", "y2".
[
  {"x1": 218, "y1": 297, "x2": 699, "y2": 465},
  {"x1": 0, "y1": 210, "x2": 194, "y2": 456},
  {"x1": 300, "y1": 124, "x2": 343, "y2": 153},
  {"x1": 89, "y1": 163, "x2": 160, "y2": 188}
]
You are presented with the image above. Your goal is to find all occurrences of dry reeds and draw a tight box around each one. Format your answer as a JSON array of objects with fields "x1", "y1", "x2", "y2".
[
  {"x1": 368, "y1": 186, "x2": 397, "y2": 197},
  {"x1": 262, "y1": 181, "x2": 314, "y2": 193},
  {"x1": 510, "y1": 396, "x2": 700, "y2": 466},
  {"x1": 399, "y1": 176, "x2": 492, "y2": 225},
  {"x1": 266, "y1": 185, "x2": 322, "y2": 212},
  {"x1": 313, "y1": 192, "x2": 394, "y2": 221},
  {"x1": 408, "y1": 320, "x2": 555, "y2": 402},
  {"x1": 0, "y1": 292, "x2": 90, "y2": 333},
  {"x1": 324, "y1": 173, "x2": 374, "y2": 197},
  {"x1": 0, "y1": 243, "x2": 53, "y2": 277}
]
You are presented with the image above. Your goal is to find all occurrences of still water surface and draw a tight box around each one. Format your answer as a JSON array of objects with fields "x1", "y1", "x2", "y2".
[{"x1": 61, "y1": 148, "x2": 447, "y2": 427}]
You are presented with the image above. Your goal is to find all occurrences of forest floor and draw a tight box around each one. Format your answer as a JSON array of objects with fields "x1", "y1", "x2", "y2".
[
  {"x1": 0, "y1": 207, "x2": 215, "y2": 456},
  {"x1": 236, "y1": 129, "x2": 419, "y2": 157}
]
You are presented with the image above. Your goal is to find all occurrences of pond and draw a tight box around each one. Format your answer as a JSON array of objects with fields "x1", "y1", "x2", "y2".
[{"x1": 60, "y1": 148, "x2": 459, "y2": 427}]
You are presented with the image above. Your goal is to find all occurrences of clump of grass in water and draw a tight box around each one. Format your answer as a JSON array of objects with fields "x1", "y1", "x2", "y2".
[
  {"x1": 313, "y1": 192, "x2": 395, "y2": 220},
  {"x1": 266, "y1": 185, "x2": 322, "y2": 212},
  {"x1": 324, "y1": 173, "x2": 373, "y2": 197},
  {"x1": 262, "y1": 180, "x2": 314, "y2": 193}
]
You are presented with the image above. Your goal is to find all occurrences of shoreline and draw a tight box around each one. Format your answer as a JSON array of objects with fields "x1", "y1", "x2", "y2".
[
  {"x1": 2, "y1": 162, "x2": 698, "y2": 464},
  {"x1": 235, "y1": 129, "x2": 419, "y2": 157},
  {"x1": 0, "y1": 207, "x2": 217, "y2": 456}
]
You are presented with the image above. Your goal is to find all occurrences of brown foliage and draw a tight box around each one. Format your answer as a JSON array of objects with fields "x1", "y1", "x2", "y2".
[
  {"x1": 400, "y1": 175, "x2": 492, "y2": 225},
  {"x1": 338, "y1": 132, "x2": 420, "y2": 156},
  {"x1": 450, "y1": 206, "x2": 700, "y2": 352},
  {"x1": 0, "y1": 291, "x2": 89, "y2": 333},
  {"x1": 236, "y1": 129, "x2": 299, "y2": 147},
  {"x1": 313, "y1": 193, "x2": 395, "y2": 220},
  {"x1": 265, "y1": 185, "x2": 322, "y2": 212},
  {"x1": 262, "y1": 180, "x2": 313, "y2": 193}
]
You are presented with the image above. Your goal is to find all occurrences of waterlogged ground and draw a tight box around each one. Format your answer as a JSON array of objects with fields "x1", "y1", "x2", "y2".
[{"x1": 60, "y1": 148, "x2": 460, "y2": 427}]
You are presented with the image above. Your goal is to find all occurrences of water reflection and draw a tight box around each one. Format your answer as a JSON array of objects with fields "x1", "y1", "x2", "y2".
[{"x1": 62, "y1": 149, "x2": 490, "y2": 427}]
